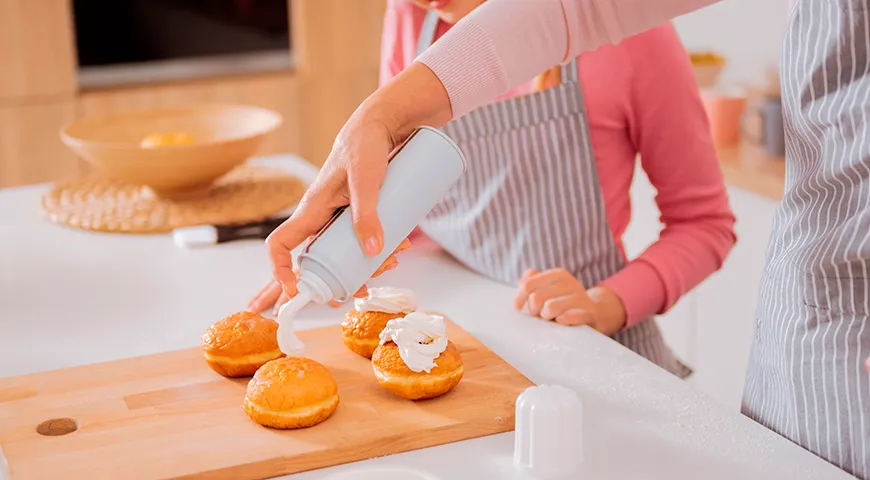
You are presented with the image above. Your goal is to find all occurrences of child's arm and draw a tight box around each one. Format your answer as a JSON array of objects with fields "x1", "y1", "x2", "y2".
[{"x1": 597, "y1": 23, "x2": 737, "y2": 328}]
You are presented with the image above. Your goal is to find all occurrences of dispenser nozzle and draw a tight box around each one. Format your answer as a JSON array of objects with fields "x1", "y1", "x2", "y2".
[
  {"x1": 277, "y1": 289, "x2": 314, "y2": 321},
  {"x1": 276, "y1": 289, "x2": 313, "y2": 355}
]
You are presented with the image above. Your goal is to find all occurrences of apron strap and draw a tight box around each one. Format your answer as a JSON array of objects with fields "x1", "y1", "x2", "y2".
[
  {"x1": 416, "y1": 11, "x2": 441, "y2": 58},
  {"x1": 415, "y1": 10, "x2": 579, "y2": 85},
  {"x1": 559, "y1": 58, "x2": 579, "y2": 83}
]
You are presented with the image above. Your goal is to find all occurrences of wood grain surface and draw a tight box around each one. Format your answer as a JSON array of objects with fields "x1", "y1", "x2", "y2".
[{"x1": 0, "y1": 319, "x2": 533, "y2": 479}]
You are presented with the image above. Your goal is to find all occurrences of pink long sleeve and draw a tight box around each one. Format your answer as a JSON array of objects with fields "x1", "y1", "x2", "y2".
[
  {"x1": 593, "y1": 25, "x2": 736, "y2": 326},
  {"x1": 416, "y1": 0, "x2": 720, "y2": 118}
]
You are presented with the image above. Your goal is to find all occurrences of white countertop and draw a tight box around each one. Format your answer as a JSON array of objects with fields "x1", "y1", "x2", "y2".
[{"x1": 0, "y1": 156, "x2": 853, "y2": 480}]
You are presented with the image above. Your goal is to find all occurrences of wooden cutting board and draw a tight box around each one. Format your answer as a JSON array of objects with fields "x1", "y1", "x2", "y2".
[{"x1": 0, "y1": 319, "x2": 533, "y2": 479}]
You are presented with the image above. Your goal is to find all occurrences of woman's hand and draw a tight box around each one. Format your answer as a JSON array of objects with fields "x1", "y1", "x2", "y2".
[
  {"x1": 265, "y1": 62, "x2": 452, "y2": 300},
  {"x1": 251, "y1": 238, "x2": 412, "y2": 315},
  {"x1": 513, "y1": 268, "x2": 628, "y2": 336}
]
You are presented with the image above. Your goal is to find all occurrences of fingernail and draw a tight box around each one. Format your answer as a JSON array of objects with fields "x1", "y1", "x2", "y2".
[{"x1": 364, "y1": 237, "x2": 381, "y2": 257}]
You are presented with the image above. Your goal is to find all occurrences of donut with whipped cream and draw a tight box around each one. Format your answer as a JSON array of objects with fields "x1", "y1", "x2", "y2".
[
  {"x1": 371, "y1": 311, "x2": 464, "y2": 400},
  {"x1": 340, "y1": 287, "x2": 418, "y2": 358}
]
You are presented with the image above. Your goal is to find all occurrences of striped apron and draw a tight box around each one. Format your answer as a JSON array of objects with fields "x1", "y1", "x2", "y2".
[
  {"x1": 415, "y1": 12, "x2": 690, "y2": 379},
  {"x1": 741, "y1": 1, "x2": 870, "y2": 477}
]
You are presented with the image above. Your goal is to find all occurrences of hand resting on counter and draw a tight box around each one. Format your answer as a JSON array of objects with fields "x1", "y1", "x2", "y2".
[{"x1": 514, "y1": 268, "x2": 628, "y2": 336}]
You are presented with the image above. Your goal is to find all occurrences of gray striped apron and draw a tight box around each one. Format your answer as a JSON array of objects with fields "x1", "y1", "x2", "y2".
[
  {"x1": 741, "y1": 0, "x2": 870, "y2": 477},
  {"x1": 415, "y1": 12, "x2": 690, "y2": 379}
]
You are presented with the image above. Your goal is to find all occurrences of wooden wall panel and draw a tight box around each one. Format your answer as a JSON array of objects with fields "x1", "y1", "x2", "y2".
[
  {"x1": 0, "y1": 101, "x2": 79, "y2": 187},
  {"x1": 0, "y1": 0, "x2": 77, "y2": 101},
  {"x1": 292, "y1": 0, "x2": 386, "y2": 165}
]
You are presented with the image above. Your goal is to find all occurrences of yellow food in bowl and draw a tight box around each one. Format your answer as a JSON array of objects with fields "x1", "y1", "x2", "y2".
[
  {"x1": 140, "y1": 132, "x2": 196, "y2": 148},
  {"x1": 689, "y1": 52, "x2": 726, "y2": 66}
]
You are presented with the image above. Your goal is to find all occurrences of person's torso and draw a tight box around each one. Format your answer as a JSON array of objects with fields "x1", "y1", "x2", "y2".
[
  {"x1": 401, "y1": 10, "x2": 622, "y2": 286},
  {"x1": 770, "y1": 0, "x2": 870, "y2": 309},
  {"x1": 389, "y1": 7, "x2": 643, "y2": 277},
  {"x1": 407, "y1": 10, "x2": 694, "y2": 381}
]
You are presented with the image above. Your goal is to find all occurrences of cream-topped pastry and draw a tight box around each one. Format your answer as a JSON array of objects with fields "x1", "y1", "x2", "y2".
[
  {"x1": 353, "y1": 287, "x2": 418, "y2": 314},
  {"x1": 341, "y1": 287, "x2": 419, "y2": 359},
  {"x1": 377, "y1": 312, "x2": 448, "y2": 373},
  {"x1": 371, "y1": 312, "x2": 464, "y2": 400}
]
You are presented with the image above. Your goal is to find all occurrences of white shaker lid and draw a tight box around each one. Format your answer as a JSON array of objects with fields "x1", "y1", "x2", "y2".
[{"x1": 514, "y1": 384, "x2": 584, "y2": 478}]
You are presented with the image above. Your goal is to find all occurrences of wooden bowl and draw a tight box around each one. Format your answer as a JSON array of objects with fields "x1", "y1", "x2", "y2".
[{"x1": 60, "y1": 105, "x2": 282, "y2": 197}]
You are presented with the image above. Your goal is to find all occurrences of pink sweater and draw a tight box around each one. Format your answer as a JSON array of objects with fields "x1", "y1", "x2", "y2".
[{"x1": 383, "y1": 0, "x2": 734, "y2": 326}]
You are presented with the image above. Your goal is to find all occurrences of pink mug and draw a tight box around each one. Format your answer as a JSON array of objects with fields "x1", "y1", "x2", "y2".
[{"x1": 701, "y1": 87, "x2": 748, "y2": 146}]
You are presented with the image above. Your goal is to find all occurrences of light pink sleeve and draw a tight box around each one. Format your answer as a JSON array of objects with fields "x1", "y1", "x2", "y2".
[
  {"x1": 598, "y1": 24, "x2": 736, "y2": 327},
  {"x1": 416, "y1": 0, "x2": 720, "y2": 118}
]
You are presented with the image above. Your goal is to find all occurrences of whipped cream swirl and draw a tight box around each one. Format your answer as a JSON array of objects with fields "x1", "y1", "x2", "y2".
[
  {"x1": 378, "y1": 311, "x2": 448, "y2": 373},
  {"x1": 354, "y1": 287, "x2": 418, "y2": 314}
]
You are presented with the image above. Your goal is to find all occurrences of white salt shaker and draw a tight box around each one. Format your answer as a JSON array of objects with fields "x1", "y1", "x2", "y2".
[{"x1": 513, "y1": 385, "x2": 584, "y2": 478}]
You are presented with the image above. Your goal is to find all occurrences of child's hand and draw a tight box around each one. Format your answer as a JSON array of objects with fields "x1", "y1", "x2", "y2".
[
  {"x1": 513, "y1": 268, "x2": 628, "y2": 335},
  {"x1": 248, "y1": 238, "x2": 411, "y2": 315}
]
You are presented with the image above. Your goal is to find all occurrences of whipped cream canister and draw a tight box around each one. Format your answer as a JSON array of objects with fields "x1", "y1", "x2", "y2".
[
  {"x1": 299, "y1": 126, "x2": 466, "y2": 302},
  {"x1": 277, "y1": 126, "x2": 466, "y2": 353}
]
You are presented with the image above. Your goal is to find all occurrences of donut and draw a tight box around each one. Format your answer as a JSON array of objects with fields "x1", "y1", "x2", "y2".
[
  {"x1": 200, "y1": 311, "x2": 284, "y2": 377},
  {"x1": 341, "y1": 287, "x2": 418, "y2": 359},
  {"x1": 243, "y1": 356, "x2": 339, "y2": 429},
  {"x1": 370, "y1": 311, "x2": 463, "y2": 400}
]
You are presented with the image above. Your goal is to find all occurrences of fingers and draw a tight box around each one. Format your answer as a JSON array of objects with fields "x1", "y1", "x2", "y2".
[
  {"x1": 520, "y1": 269, "x2": 571, "y2": 292},
  {"x1": 347, "y1": 161, "x2": 387, "y2": 258},
  {"x1": 248, "y1": 280, "x2": 282, "y2": 314},
  {"x1": 370, "y1": 237, "x2": 409, "y2": 278},
  {"x1": 515, "y1": 269, "x2": 577, "y2": 311},
  {"x1": 539, "y1": 294, "x2": 580, "y2": 321},
  {"x1": 521, "y1": 268, "x2": 539, "y2": 279},
  {"x1": 554, "y1": 309, "x2": 596, "y2": 327},
  {"x1": 353, "y1": 284, "x2": 369, "y2": 299},
  {"x1": 513, "y1": 269, "x2": 539, "y2": 310},
  {"x1": 395, "y1": 237, "x2": 412, "y2": 253},
  {"x1": 266, "y1": 179, "x2": 344, "y2": 297},
  {"x1": 525, "y1": 285, "x2": 579, "y2": 316},
  {"x1": 271, "y1": 291, "x2": 289, "y2": 316},
  {"x1": 371, "y1": 256, "x2": 399, "y2": 278}
]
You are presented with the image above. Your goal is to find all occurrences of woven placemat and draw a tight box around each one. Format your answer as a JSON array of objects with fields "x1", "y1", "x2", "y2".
[{"x1": 42, "y1": 164, "x2": 306, "y2": 234}]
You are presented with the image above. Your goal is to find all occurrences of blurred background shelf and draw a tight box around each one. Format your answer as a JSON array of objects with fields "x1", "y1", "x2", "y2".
[{"x1": 717, "y1": 142, "x2": 785, "y2": 201}]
